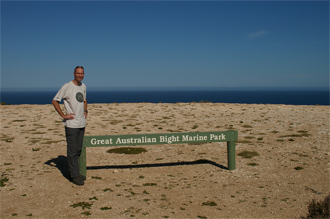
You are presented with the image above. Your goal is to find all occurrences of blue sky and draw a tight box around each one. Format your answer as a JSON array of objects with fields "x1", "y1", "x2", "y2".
[{"x1": 1, "y1": 0, "x2": 329, "y2": 90}]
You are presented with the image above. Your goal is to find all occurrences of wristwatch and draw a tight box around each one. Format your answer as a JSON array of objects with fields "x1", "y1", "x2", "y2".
[{"x1": 84, "y1": 110, "x2": 88, "y2": 113}]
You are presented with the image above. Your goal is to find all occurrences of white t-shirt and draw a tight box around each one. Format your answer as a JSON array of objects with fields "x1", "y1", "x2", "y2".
[{"x1": 53, "y1": 81, "x2": 86, "y2": 128}]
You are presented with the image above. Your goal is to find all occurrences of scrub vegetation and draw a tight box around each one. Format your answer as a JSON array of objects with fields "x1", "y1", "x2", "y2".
[
  {"x1": 106, "y1": 147, "x2": 147, "y2": 154},
  {"x1": 0, "y1": 103, "x2": 329, "y2": 218}
]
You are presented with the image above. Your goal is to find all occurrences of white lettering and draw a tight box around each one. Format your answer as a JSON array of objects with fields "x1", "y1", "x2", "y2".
[
  {"x1": 210, "y1": 134, "x2": 226, "y2": 140},
  {"x1": 91, "y1": 138, "x2": 113, "y2": 145},
  {"x1": 159, "y1": 135, "x2": 179, "y2": 144},
  {"x1": 115, "y1": 137, "x2": 155, "y2": 144},
  {"x1": 104, "y1": 139, "x2": 113, "y2": 144},
  {"x1": 182, "y1": 135, "x2": 189, "y2": 141},
  {"x1": 182, "y1": 134, "x2": 207, "y2": 142}
]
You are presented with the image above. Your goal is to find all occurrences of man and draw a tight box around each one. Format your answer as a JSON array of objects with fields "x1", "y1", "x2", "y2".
[{"x1": 52, "y1": 66, "x2": 88, "y2": 186}]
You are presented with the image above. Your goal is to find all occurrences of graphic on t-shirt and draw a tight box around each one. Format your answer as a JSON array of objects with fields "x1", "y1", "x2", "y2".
[{"x1": 76, "y1": 92, "x2": 84, "y2": 103}]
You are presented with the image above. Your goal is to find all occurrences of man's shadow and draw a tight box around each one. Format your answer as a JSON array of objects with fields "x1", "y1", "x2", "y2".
[
  {"x1": 44, "y1": 155, "x2": 71, "y2": 181},
  {"x1": 45, "y1": 156, "x2": 227, "y2": 180}
]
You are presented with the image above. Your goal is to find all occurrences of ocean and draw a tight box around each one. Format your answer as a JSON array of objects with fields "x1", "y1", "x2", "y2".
[{"x1": 1, "y1": 89, "x2": 329, "y2": 106}]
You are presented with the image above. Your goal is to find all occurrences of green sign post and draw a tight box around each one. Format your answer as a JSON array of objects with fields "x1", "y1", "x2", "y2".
[{"x1": 79, "y1": 131, "x2": 238, "y2": 177}]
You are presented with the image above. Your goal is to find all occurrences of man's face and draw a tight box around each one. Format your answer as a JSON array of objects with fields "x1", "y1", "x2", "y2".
[{"x1": 74, "y1": 67, "x2": 84, "y2": 83}]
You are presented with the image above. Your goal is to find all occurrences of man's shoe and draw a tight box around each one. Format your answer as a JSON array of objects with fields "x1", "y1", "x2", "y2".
[
  {"x1": 72, "y1": 176, "x2": 84, "y2": 186},
  {"x1": 79, "y1": 174, "x2": 86, "y2": 181}
]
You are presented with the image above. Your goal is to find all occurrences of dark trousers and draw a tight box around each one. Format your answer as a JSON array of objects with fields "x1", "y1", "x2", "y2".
[{"x1": 65, "y1": 127, "x2": 85, "y2": 178}]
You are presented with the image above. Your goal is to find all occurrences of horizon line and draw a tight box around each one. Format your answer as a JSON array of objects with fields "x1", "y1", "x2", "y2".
[{"x1": 1, "y1": 86, "x2": 329, "y2": 92}]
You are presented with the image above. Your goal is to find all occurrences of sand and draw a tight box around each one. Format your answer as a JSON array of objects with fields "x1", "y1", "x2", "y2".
[{"x1": 0, "y1": 102, "x2": 329, "y2": 218}]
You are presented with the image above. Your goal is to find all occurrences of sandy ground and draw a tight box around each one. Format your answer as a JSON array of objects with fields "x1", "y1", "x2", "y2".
[{"x1": 0, "y1": 102, "x2": 329, "y2": 219}]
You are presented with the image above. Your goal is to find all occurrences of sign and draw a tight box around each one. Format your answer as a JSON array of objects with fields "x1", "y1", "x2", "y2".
[
  {"x1": 83, "y1": 131, "x2": 238, "y2": 147},
  {"x1": 79, "y1": 130, "x2": 238, "y2": 176}
]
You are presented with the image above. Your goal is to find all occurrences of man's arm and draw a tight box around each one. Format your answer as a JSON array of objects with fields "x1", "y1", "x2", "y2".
[
  {"x1": 84, "y1": 99, "x2": 88, "y2": 119},
  {"x1": 52, "y1": 100, "x2": 75, "y2": 120}
]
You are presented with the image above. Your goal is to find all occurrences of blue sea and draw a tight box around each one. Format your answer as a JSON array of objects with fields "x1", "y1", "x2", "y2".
[{"x1": 1, "y1": 89, "x2": 329, "y2": 105}]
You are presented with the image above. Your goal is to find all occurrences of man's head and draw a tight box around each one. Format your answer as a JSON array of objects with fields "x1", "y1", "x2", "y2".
[{"x1": 73, "y1": 66, "x2": 84, "y2": 85}]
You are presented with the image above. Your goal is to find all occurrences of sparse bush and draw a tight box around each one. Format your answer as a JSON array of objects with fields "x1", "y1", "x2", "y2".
[
  {"x1": 202, "y1": 201, "x2": 217, "y2": 206},
  {"x1": 0, "y1": 176, "x2": 9, "y2": 187},
  {"x1": 143, "y1": 183, "x2": 157, "y2": 186},
  {"x1": 300, "y1": 193, "x2": 329, "y2": 218},
  {"x1": 106, "y1": 147, "x2": 147, "y2": 154},
  {"x1": 70, "y1": 201, "x2": 93, "y2": 210},
  {"x1": 81, "y1": 211, "x2": 91, "y2": 216},
  {"x1": 247, "y1": 162, "x2": 259, "y2": 166},
  {"x1": 238, "y1": 150, "x2": 259, "y2": 159}
]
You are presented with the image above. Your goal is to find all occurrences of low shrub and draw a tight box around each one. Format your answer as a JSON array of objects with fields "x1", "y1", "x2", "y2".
[
  {"x1": 300, "y1": 193, "x2": 329, "y2": 218},
  {"x1": 106, "y1": 147, "x2": 147, "y2": 154},
  {"x1": 238, "y1": 150, "x2": 259, "y2": 159}
]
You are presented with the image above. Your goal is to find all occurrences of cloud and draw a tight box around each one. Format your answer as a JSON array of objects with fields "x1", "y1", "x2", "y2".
[{"x1": 247, "y1": 30, "x2": 268, "y2": 39}]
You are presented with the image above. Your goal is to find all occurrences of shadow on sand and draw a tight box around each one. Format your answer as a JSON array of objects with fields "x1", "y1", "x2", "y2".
[
  {"x1": 44, "y1": 155, "x2": 71, "y2": 181},
  {"x1": 87, "y1": 159, "x2": 228, "y2": 171},
  {"x1": 45, "y1": 156, "x2": 228, "y2": 180}
]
